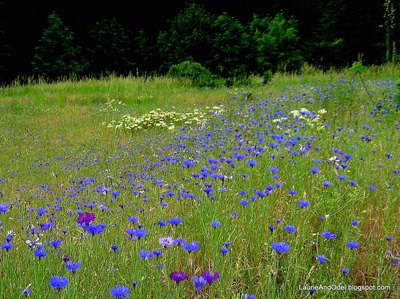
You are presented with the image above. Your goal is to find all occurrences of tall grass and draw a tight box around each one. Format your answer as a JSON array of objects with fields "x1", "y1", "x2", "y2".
[{"x1": 0, "y1": 66, "x2": 399, "y2": 298}]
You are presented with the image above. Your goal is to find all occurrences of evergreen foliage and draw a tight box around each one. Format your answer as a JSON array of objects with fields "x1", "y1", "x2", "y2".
[
  {"x1": 87, "y1": 17, "x2": 134, "y2": 76},
  {"x1": 31, "y1": 12, "x2": 88, "y2": 80}
]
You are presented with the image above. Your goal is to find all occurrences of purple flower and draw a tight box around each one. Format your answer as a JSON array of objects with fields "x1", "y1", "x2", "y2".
[
  {"x1": 76, "y1": 212, "x2": 95, "y2": 225},
  {"x1": 271, "y1": 242, "x2": 290, "y2": 253},
  {"x1": 169, "y1": 271, "x2": 187, "y2": 283},
  {"x1": 201, "y1": 271, "x2": 220, "y2": 284},
  {"x1": 110, "y1": 284, "x2": 130, "y2": 298},
  {"x1": 386, "y1": 236, "x2": 393, "y2": 241},
  {"x1": 49, "y1": 276, "x2": 68, "y2": 289},
  {"x1": 159, "y1": 236, "x2": 174, "y2": 248}
]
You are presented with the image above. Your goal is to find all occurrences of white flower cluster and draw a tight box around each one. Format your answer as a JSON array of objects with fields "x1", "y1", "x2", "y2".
[
  {"x1": 108, "y1": 108, "x2": 209, "y2": 131},
  {"x1": 273, "y1": 108, "x2": 327, "y2": 130}
]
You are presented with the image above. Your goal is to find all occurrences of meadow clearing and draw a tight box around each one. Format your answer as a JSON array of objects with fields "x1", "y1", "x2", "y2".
[{"x1": 0, "y1": 65, "x2": 399, "y2": 298}]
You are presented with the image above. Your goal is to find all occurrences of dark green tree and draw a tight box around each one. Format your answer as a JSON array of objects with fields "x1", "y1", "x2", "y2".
[
  {"x1": 0, "y1": 1, "x2": 11, "y2": 83},
  {"x1": 133, "y1": 29, "x2": 159, "y2": 75},
  {"x1": 157, "y1": 3, "x2": 215, "y2": 72},
  {"x1": 210, "y1": 13, "x2": 251, "y2": 78},
  {"x1": 31, "y1": 12, "x2": 88, "y2": 80},
  {"x1": 249, "y1": 12, "x2": 304, "y2": 73},
  {"x1": 87, "y1": 17, "x2": 134, "y2": 75}
]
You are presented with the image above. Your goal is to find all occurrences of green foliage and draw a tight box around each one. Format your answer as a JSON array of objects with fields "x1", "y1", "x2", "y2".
[
  {"x1": 31, "y1": 12, "x2": 88, "y2": 80},
  {"x1": 348, "y1": 61, "x2": 373, "y2": 101},
  {"x1": 0, "y1": 3, "x2": 11, "y2": 83},
  {"x1": 87, "y1": 17, "x2": 134, "y2": 75},
  {"x1": 167, "y1": 60, "x2": 220, "y2": 87},
  {"x1": 157, "y1": 3, "x2": 215, "y2": 72},
  {"x1": 249, "y1": 12, "x2": 304, "y2": 73},
  {"x1": 209, "y1": 13, "x2": 251, "y2": 78}
]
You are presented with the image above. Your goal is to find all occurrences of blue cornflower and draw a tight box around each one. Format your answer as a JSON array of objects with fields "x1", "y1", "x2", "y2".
[
  {"x1": 20, "y1": 287, "x2": 31, "y2": 296},
  {"x1": 368, "y1": 185, "x2": 376, "y2": 191},
  {"x1": 139, "y1": 250, "x2": 154, "y2": 259},
  {"x1": 0, "y1": 203, "x2": 9, "y2": 214},
  {"x1": 386, "y1": 236, "x2": 393, "y2": 241},
  {"x1": 321, "y1": 230, "x2": 337, "y2": 239},
  {"x1": 49, "y1": 239, "x2": 62, "y2": 248},
  {"x1": 340, "y1": 268, "x2": 350, "y2": 274},
  {"x1": 2, "y1": 242, "x2": 13, "y2": 251},
  {"x1": 240, "y1": 200, "x2": 249, "y2": 206},
  {"x1": 110, "y1": 245, "x2": 120, "y2": 253},
  {"x1": 348, "y1": 180, "x2": 358, "y2": 186},
  {"x1": 284, "y1": 225, "x2": 296, "y2": 233},
  {"x1": 182, "y1": 240, "x2": 199, "y2": 253},
  {"x1": 210, "y1": 220, "x2": 221, "y2": 228},
  {"x1": 49, "y1": 276, "x2": 68, "y2": 289},
  {"x1": 346, "y1": 241, "x2": 359, "y2": 249},
  {"x1": 268, "y1": 225, "x2": 276, "y2": 232},
  {"x1": 247, "y1": 160, "x2": 257, "y2": 167},
  {"x1": 127, "y1": 216, "x2": 139, "y2": 223},
  {"x1": 316, "y1": 255, "x2": 327, "y2": 263},
  {"x1": 220, "y1": 247, "x2": 229, "y2": 255},
  {"x1": 34, "y1": 245, "x2": 47, "y2": 259},
  {"x1": 83, "y1": 223, "x2": 106, "y2": 235},
  {"x1": 322, "y1": 181, "x2": 332, "y2": 188},
  {"x1": 125, "y1": 228, "x2": 147, "y2": 240},
  {"x1": 297, "y1": 200, "x2": 309, "y2": 208},
  {"x1": 243, "y1": 294, "x2": 255, "y2": 299},
  {"x1": 110, "y1": 284, "x2": 130, "y2": 298},
  {"x1": 288, "y1": 190, "x2": 297, "y2": 195},
  {"x1": 167, "y1": 217, "x2": 182, "y2": 226},
  {"x1": 192, "y1": 276, "x2": 207, "y2": 292},
  {"x1": 111, "y1": 190, "x2": 120, "y2": 197},
  {"x1": 65, "y1": 261, "x2": 81, "y2": 273},
  {"x1": 310, "y1": 167, "x2": 320, "y2": 174},
  {"x1": 350, "y1": 220, "x2": 359, "y2": 226},
  {"x1": 271, "y1": 242, "x2": 290, "y2": 253},
  {"x1": 269, "y1": 167, "x2": 279, "y2": 173}
]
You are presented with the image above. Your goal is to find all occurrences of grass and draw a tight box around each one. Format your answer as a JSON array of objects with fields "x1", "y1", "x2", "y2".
[{"x1": 0, "y1": 66, "x2": 399, "y2": 299}]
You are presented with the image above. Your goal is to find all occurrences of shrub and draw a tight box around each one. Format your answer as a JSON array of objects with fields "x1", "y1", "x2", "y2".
[{"x1": 167, "y1": 60, "x2": 219, "y2": 87}]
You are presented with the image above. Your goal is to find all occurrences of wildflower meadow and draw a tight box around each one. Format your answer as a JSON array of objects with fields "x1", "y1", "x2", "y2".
[{"x1": 0, "y1": 66, "x2": 399, "y2": 298}]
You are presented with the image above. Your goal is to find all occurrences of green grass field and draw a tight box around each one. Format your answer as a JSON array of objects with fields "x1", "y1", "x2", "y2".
[{"x1": 0, "y1": 66, "x2": 399, "y2": 298}]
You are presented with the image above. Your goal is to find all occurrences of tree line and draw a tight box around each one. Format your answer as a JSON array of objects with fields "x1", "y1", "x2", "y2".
[{"x1": 0, "y1": 1, "x2": 399, "y2": 85}]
